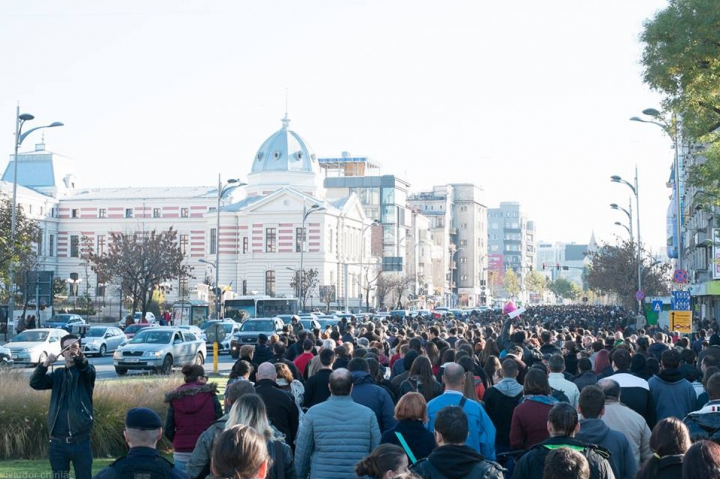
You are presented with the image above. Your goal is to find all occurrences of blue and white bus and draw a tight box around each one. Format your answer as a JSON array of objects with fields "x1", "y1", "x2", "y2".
[{"x1": 224, "y1": 296, "x2": 300, "y2": 320}]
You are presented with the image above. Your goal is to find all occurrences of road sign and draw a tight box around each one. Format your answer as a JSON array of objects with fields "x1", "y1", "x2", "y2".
[
  {"x1": 652, "y1": 300, "x2": 663, "y2": 313},
  {"x1": 635, "y1": 290, "x2": 645, "y2": 301},
  {"x1": 671, "y1": 291, "x2": 691, "y2": 311},
  {"x1": 670, "y1": 310, "x2": 692, "y2": 334},
  {"x1": 673, "y1": 269, "x2": 689, "y2": 284}
]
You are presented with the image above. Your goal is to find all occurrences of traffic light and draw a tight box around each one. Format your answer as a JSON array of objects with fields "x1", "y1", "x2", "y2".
[
  {"x1": 542, "y1": 263, "x2": 546, "y2": 270},
  {"x1": 556, "y1": 263, "x2": 560, "y2": 271}
]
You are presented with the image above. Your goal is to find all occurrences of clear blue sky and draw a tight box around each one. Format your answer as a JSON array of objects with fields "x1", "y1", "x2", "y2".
[{"x1": 1, "y1": 1, "x2": 671, "y2": 248}]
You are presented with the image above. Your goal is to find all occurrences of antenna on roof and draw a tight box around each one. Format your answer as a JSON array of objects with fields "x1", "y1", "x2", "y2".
[{"x1": 281, "y1": 87, "x2": 290, "y2": 129}]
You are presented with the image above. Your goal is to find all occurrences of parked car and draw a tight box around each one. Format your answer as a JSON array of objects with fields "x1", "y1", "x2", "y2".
[
  {"x1": 176, "y1": 325, "x2": 203, "y2": 337},
  {"x1": 123, "y1": 323, "x2": 156, "y2": 339},
  {"x1": 199, "y1": 320, "x2": 240, "y2": 353},
  {"x1": 0, "y1": 344, "x2": 14, "y2": 368},
  {"x1": 5, "y1": 328, "x2": 69, "y2": 365},
  {"x1": 299, "y1": 318, "x2": 321, "y2": 331},
  {"x1": 229, "y1": 317, "x2": 284, "y2": 359},
  {"x1": 113, "y1": 327, "x2": 206, "y2": 376},
  {"x1": 82, "y1": 326, "x2": 126, "y2": 357},
  {"x1": 117, "y1": 311, "x2": 157, "y2": 329},
  {"x1": 316, "y1": 315, "x2": 340, "y2": 330},
  {"x1": 43, "y1": 314, "x2": 85, "y2": 332}
]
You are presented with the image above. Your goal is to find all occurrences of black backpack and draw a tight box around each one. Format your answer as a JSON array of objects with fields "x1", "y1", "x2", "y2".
[
  {"x1": 110, "y1": 455, "x2": 174, "y2": 479},
  {"x1": 551, "y1": 387, "x2": 570, "y2": 404}
]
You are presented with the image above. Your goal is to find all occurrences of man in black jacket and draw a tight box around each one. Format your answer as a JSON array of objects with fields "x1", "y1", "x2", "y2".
[
  {"x1": 410, "y1": 406, "x2": 503, "y2": 479},
  {"x1": 512, "y1": 403, "x2": 614, "y2": 479},
  {"x1": 303, "y1": 348, "x2": 335, "y2": 408},
  {"x1": 483, "y1": 359, "x2": 523, "y2": 452},
  {"x1": 683, "y1": 371, "x2": 720, "y2": 442},
  {"x1": 254, "y1": 362, "x2": 299, "y2": 446},
  {"x1": 30, "y1": 334, "x2": 96, "y2": 479}
]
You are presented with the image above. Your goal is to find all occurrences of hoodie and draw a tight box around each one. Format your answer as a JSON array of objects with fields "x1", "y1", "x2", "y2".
[
  {"x1": 164, "y1": 382, "x2": 222, "y2": 452},
  {"x1": 483, "y1": 379, "x2": 523, "y2": 446},
  {"x1": 683, "y1": 399, "x2": 720, "y2": 442},
  {"x1": 350, "y1": 371, "x2": 397, "y2": 432},
  {"x1": 648, "y1": 368, "x2": 697, "y2": 421},
  {"x1": 410, "y1": 445, "x2": 503, "y2": 479},
  {"x1": 576, "y1": 418, "x2": 637, "y2": 479}
]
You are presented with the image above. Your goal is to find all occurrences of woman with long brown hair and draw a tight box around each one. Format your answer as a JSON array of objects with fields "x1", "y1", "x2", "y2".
[
  {"x1": 398, "y1": 356, "x2": 443, "y2": 402},
  {"x1": 636, "y1": 417, "x2": 691, "y2": 479}
]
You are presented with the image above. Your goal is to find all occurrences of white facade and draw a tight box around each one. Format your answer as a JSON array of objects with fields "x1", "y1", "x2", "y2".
[{"x1": 2, "y1": 118, "x2": 372, "y2": 315}]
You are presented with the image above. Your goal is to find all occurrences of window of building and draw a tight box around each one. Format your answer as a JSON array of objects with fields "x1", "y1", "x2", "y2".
[
  {"x1": 243, "y1": 237, "x2": 248, "y2": 254},
  {"x1": 180, "y1": 208, "x2": 189, "y2": 218},
  {"x1": 210, "y1": 228, "x2": 217, "y2": 255},
  {"x1": 265, "y1": 270, "x2": 276, "y2": 297},
  {"x1": 460, "y1": 239, "x2": 467, "y2": 246},
  {"x1": 266, "y1": 228, "x2": 276, "y2": 253},
  {"x1": 460, "y1": 257, "x2": 467, "y2": 264},
  {"x1": 328, "y1": 229, "x2": 333, "y2": 253},
  {"x1": 460, "y1": 206, "x2": 467, "y2": 212},
  {"x1": 37, "y1": 232, "x2": 43, "y2": 256},
  {"x1": 97, "y1": 235, "x2": 106, "y2": 255},
  {"x1": 49, "y1": 234, "x2": 55, "y2": 257},
  {"x1": 491, "y1": 223, "x2": 498, "y2": 229},
  {"x1": 242, "y1": 280, "x2": 248, "y2": 295},
  {"x1": 180, "y1": 234, "x2": 189, "y2": 255},
  {"x1": 70, "y1": 235, "x2": 79, "y2": 257},
  {"x1": 98, "y1": 208, "x2": 106, "y2": 218},
  {"x1": 153, "y1": 208, "x2": 161, "y2": 218},
  {"x1": 71, "y1": 209, "x2": 79, "y2": 218},
  {"x1": 125, "y1": 208, "x2": 133, "y2": 218},
  {"x1": 296, "y1": 227, "x2": 306, "y2": 253},
  {"x1": 491, "y1": 244, "x2": 499, "y2": 251},
  {"x1": 461, "y1": 275, "x2": 468, "y2": 281}
]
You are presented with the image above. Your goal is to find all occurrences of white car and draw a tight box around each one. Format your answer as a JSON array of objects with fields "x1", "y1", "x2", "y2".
[
  {"x1": 118, "y1": 311, "x2": 157, "y2": 329},
  {"x1": 113, "y1": 327, "x2": 207, "y2": 375},
  {"x1": 82, "y1": 326, "x2": 127, "y2": 357},
  {"x1": 5, "y1": 328, "x2": 69, "y2": 365}
]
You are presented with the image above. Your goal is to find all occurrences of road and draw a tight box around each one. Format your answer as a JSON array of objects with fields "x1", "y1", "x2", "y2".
[{"x1": 11, "y1": 349, "x2": 238, "y2": 380}]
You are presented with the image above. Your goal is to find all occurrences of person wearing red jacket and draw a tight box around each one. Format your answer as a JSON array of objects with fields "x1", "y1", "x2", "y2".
[{"x1": 164, "y1": 365, "x2": 222, "y2": 472}]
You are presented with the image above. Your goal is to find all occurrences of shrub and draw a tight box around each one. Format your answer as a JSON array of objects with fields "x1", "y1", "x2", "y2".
[{"x1": 0, "y1": 369, "x2": 186, "y2": 460}]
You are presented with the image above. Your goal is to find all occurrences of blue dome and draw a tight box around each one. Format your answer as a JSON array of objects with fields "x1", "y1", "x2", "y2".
[{"x1": 251, "y1": 117, "x2": 319, "y2": 175}]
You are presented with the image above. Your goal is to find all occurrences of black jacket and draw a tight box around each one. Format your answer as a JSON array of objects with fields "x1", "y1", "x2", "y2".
[
  {"x1": 483, "y1": 383, "x2": 523, "y2": 446},
  {"x1": 303, "y1": 368, "x2": 332, "y2": 408},
  {"x1": 253, "y1": 343, "x2": 273, "y2": 365},
  {"x1": 512, "y1": 436, "x2": 614, "y2": 479},
  {"x1": 683, "y1": 399, "x2": 720, "y2": 442},
  {"x1": 410, "y1": 444, "x2": 504, "y2": 479},
  {"x1": 255, "y1": 379, "x2": 299, "y2": 445},
  {"x1": 93, "y1": 447, "x2": 186, "y2": 479},
  {"x1": 381, "y1": 420, "x2": 436, "y2": 460},
  {"x1": 30, "y1": 358, "x2": 96, "y2": 438},
  {"x1": 637, "y1": 455, "x2": 683, "y2": 479}
]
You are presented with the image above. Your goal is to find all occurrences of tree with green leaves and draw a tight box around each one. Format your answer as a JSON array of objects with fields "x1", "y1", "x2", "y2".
[
  {"x1": 641, "y1": 0, "x2": 720, "y2": 204},
  {"x1": 524, "y1": 270, "x2": 548, "y2": 296},
  {"x1": 549, "y1": 278, "x2": 581, "y2": 301},
  {"x1": 586, "y1": 238, "x2": 671, "y2": 310},
  {"x1": 0, "y1": 194, "x2": 41, "y2": 304},
  {"x1": 88, "y1": 228, "x2": 192, "y2": 321},
  {"x1": 289, "y1": 268, "x2": 319, "y2": 309},
  {"x1": 503, "y1": 269, "x2": 521, "y2": 299}
]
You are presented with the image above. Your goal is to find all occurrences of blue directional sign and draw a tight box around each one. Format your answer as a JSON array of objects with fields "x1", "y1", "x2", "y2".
[
  {"x1": 652, "y1": 300, "x2": 663, "y2": 313},
  {"x1": 671, "y1": 291, "x2": 691, "y2": 311}
]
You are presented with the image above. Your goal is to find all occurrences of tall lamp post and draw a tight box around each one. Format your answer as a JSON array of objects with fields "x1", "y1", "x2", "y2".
[
  {"x1": 299, "y1": 204, "x2": 325, "y2": 311},
  {"x1": 614, "y1": 222, "x2": 632, "y2": 237},
  {"x1": 449, "y1": 247, "x2": 464, "y2": 307},
  {"x1": 212, "y1": 175, "x2": 245, "y2": 319},
  {"x1": 631, "y1": 109, "x2": 683, "y2": 270},
  {"x1": 8, "y1": 108, "x2": 63, "y2": 330},
  {"x1": 610, "y1": 200, "x2": 633, "y2": 241},
  {"x1": 359, "y1": 219, "x2": 380, "y2": 312},
  {"x1": 611, "y1": 167, "x2": 641, "y2": 312}
]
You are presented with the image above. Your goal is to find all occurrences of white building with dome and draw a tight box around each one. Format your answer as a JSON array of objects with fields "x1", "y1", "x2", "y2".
[{"x1": 2, "y1": 116, "x2": 373, "y2": 319}]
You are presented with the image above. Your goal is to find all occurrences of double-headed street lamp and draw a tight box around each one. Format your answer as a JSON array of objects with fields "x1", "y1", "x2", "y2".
[
  {"x1": 611, "y1": 167, "x2": 642, "y2": 311},
  {"x1": 610, "y1": 201, "x2": 633, "y2": 240},
  {"x1": 631, "y1": 108, "x2": 684, "y2": 270},
  {"x1": 299, "y1": 204, "x2": 325, "y2": 311},
  {"x1": 613, "y1": 222, "x2": 632, "y2": 237},
  {"x1": 209, "y1": 175, "x2": 245, "y2": 319},
  {"x1": 8, "y1": 108, "x2": 63, "y2": 329}
]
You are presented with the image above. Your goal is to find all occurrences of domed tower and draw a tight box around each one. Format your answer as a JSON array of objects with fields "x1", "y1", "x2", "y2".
[{"x1": 246, "y1": 116, "x2": 324, "y2": 198}]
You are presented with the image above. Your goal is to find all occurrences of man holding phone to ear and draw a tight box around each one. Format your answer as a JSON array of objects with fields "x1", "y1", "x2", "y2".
[{"x1": 30, "y1": 333, "x2": 96, "y2": 479}]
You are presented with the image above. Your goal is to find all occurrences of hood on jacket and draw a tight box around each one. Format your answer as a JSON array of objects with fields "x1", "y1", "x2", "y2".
[
  {"x1": 685, "y1": 400, "x2": 720, "y2": 435},
  {"x1": 428, "y1": 444, "x2": 485, "y2": 477},
  {"x1": 578, "y1": 418, "x2": 610, "y2": 444},
  {"x1": 655, "y1": 368, "x2": 685, "y2": 384},
  {"x1": 494, "y1": 378, "x2": 523, "y2": 397},
  {"x1": 351, "y1": 371, "x2": 375, "y2": 385},
  {"x1": 163, "y1": 382, "x2": 218, "y2": 414}
]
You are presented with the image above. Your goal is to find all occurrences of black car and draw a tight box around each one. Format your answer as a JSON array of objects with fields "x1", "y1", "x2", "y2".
[{"x1": 229, "y1": 317, "x2": 284, "y2": 359}]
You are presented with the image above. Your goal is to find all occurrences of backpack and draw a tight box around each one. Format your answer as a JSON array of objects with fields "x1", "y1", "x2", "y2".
[
  {"x1": 110, "y1": 455, "x2": 174, "y2": 479},
  {"x1": 550, "y1": 387, "x2": 570, "y2": 404}
]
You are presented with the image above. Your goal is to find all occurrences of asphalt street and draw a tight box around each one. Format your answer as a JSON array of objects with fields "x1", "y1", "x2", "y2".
[{"x1": 11, "y1": 348, "x2": 237, "y2": 380}]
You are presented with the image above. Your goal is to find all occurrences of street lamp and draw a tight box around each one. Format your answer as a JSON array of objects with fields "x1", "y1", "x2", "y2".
[
  {"x1": 299, "y1": 204, "x2": 325, "y2": 311},
  {"x1": 611, "y1": 167, "x2": 642, "y2": 311},
  {"x1": 8, "y1": 108, "x2": 63, "y2": 329},
  {"x1": 359, "y1": 219, "x2": 380, "y2": 312},
  {"x1": 212, "y1": 176, "x2": 246, "y2": 319},
  {"x1": 631, "y1": 109, "x2": 683, "y2": 270},
  {"x1": 613, "y1": 221, "x2": 632, "y2": 237},
  {"x1": 609, "y1": 201, "x2": 633, "y2": 241},
  {"x1": 449, "y1": 247, "x2": 464, "y2": 307}
]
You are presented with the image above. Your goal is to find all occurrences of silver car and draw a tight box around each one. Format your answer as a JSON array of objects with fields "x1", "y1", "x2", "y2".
[
  {"x1": 82, "y1": 326, "x2": 126, "y2": 357},
  {"x1": 112, "y1": 327, "x2": 207, "y2": 376},
  {"x1": 6, "y1": 328, "x2": 69, "y2": 365}
]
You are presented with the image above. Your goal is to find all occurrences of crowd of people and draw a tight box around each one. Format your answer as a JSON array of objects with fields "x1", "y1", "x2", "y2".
[{"x1": 29, "y1": 304, "x2": 720, "y2": 479}]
